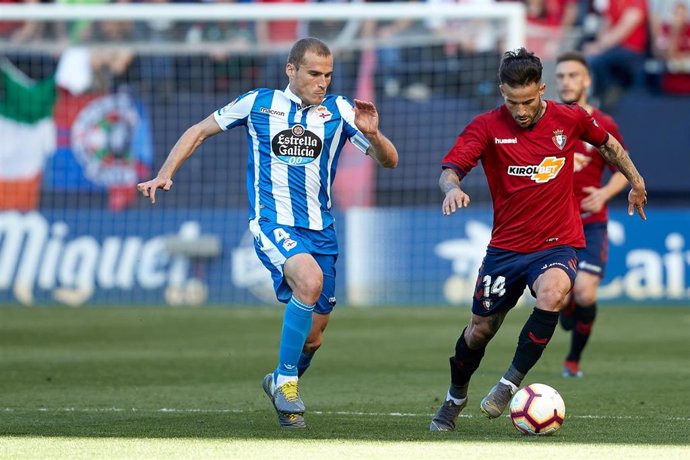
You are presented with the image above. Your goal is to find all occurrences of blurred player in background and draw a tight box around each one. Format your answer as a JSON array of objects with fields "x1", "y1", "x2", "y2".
[
  {"x1": 138, "y1": 37, "x2": 398, "y2": 429},
  {"x1": 555, "y1": 50, "x2": 629, "y2": 379},
  {"x1": 429, "y1": 48, "x2": 647, "y2": 432}
]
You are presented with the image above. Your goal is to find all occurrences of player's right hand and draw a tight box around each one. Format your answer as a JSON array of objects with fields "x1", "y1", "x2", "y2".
[
  {"x1": 627, "y1": 186, "x2": 647, "y2": 221},
  {"x1": 442, "y1": 188, "x2": 470, "y2": 215},
  {"x1": 137, "y1": 177, "x2": 173, "y2": 204}
]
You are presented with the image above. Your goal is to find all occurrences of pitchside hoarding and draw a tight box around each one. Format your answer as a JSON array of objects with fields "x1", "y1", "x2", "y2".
[{"x1": 0, "y1": 209, "x2": 688, "y2": 306}]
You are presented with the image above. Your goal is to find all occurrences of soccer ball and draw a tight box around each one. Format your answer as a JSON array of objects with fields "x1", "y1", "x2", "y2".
[{"x1": 509, "y1": 383, "x2": 565, "y2": 435}]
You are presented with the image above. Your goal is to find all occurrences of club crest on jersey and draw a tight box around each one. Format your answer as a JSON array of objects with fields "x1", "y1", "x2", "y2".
[
  {"x1": 271, "y1": 123, "x2": 323, "y2": 165},
  {"x1": 552, "y1": 129, "x2": 567, "y2": 150},
  {"x1": 316, "y1": 105, "x2": 332, "y2": 120},
  {"x1": 507, "y1": 156, "x2": 566, "y2": 183}
]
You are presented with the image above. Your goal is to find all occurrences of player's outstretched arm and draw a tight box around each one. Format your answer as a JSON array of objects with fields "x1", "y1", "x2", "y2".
[
  {"x1": 439, "y1": 168, "x2": 470, "y2": 216},
  {"x1": 353, "y1": 98, "x2": 398, "y2": 168},
  {"x1": 138, "y1": 114, "x2": 222, "y2": 204},
  {"x1": 596, "y1": 136, "x2": 647, "y2": 220}
]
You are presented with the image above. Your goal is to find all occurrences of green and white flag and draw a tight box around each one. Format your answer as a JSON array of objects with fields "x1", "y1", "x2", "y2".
[{"x1": 0, "y1": 59, "x2": 56, "y2": 180}]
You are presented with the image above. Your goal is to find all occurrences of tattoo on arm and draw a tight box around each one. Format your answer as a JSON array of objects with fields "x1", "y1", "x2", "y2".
[
  {"x1": 439, "y1": 169, "x2": 461, "y2": 194},
  {"x1": 598, "y1": 141, "x2": 644, "y2": 188}
]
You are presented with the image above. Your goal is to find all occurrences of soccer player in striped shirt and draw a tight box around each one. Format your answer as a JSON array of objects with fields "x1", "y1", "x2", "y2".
[
  {"x1": 429, "y1": 48, "x2": 646, "y2": 432},
  {"x1": 555, "y1": 51, "x2": 630, "y2": 379},
  {"x1": 138, "y1": 38, "x2": 398, "y2": 429}
]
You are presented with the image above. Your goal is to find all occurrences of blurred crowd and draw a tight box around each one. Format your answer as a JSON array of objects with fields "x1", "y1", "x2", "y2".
[{"x1": 1, "y1": 0, "x2": 689, "y2": 106}]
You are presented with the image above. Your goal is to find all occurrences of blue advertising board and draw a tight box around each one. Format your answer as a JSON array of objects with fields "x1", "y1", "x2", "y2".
[
  {"x1": 0, "y1": 209, "x2": 297, "y2": 306},
  {"x1": 344, "y1": 208, "x2": 690, "y2": 306},
  {"x1": 1, "y1": 208, "x2": 689, "y2": 306}
]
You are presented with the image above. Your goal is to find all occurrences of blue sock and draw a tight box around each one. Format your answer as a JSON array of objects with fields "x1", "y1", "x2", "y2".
[
  {"x1": 297, "y1": 351, "x2": 315, "y2": 377},
  {"x1": 275, "y1": 296, "x2": 314, "y2": 379}
]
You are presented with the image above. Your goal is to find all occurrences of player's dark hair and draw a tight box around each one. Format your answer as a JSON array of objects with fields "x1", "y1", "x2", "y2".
[
  {"x1": 556, "y1": 50, "x2": 590, "y2": 72},
  {"x1": 498, "y1": 48, "x2": 543, "y2": 87},
  {"x1": 288, "y1": 38, "x2": 331, "y2": 69}
]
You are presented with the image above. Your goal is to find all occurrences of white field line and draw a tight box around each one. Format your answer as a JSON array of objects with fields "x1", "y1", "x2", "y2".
[{"x1": 2, "y1": 407, "x2": 689, "y2": 421}]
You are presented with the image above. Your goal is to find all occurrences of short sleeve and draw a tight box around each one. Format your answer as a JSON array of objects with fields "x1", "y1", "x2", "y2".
[
  {"x1": 441, "y1": 116, "x2": 488, "y2": 177},
  {"x1": 577, "y1": 106, "x2": 609, "y2": 148},
  {"x1": 213, "y1": 90, "x2": 258, "y2": 131},
  {"x1": 336, "y1": 96, "x2": 370, "y2": 153}
]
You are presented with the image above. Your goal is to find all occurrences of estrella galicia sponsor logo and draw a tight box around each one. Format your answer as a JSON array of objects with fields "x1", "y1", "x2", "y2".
[
  {"x1": 271, "y1": 124, "x2": 323, "y2": 165},
  {"x1": 507, "y1": 156, "x2": 565, "y2": 183}
]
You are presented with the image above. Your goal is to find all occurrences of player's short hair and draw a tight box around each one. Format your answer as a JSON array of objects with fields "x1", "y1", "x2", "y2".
[
  {"x1": 288, "y1": 38, "x2": 331, "y2": 69},
  {"x1": 498, "y1": 48, "x2": 543, "y2": 87},
  {"x1": 556, "y1": 50, "x2": 590, "y2": 72}
]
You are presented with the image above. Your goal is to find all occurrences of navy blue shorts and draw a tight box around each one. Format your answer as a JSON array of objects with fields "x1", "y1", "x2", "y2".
[
  {"x1": 472, "y1": 246, "x2": 579, "y2": 316},
  {"x1": 250, "y1": 219, "x2": 338, "y2": 314},
  {"x1": 577, "y1": 222, "x2": 609, "y2": 278}
]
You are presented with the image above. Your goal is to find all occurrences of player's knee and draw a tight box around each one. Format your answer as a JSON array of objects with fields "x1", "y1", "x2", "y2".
[
  {"x1": 574, "y1": 288, "x2": 596, "y2": 306},
  {"x1": 293, "y1": 275, "x2": 323, "y2": 305},
  {"x1": 537, "y1": 287, "x2": 568, "y2": 312}
]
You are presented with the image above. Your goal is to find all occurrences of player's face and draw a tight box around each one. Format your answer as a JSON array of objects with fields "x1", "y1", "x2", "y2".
[
  {"x1": 287, "y1": 51, "x2": 333, "y2": 106},
  {"x1": 500, "y1": 82, "x2": 546, "y2": 129},
  {"x1": 555, "y1": 60, "x2": 590, "y2": 105}
]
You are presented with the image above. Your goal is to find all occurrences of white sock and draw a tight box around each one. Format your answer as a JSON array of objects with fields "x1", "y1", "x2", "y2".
[
  {"x1": 446, "y1": 391, "x2": 467, "y2": 406},
  {"x1": 500, "y1": 377, "x2": 518, "y2": 393},
  {"x1": 275, "y1": 374, "x2": 298, "y2": 388}
]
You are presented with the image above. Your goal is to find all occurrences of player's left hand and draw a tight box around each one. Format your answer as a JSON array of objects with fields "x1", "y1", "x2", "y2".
[
  {"x1": 627, "y1": 186, "x2": 647, "y2": 220},
  {"x1": 580, "y1": 186, "x2": 607, "y2": 213},
  {"x1": 353, "y1": 99, "x2": 379, "y2": 137}
]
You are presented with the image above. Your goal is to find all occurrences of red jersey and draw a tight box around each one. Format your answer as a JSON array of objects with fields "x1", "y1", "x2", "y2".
[
  {"x1": 573, "y1": 108, "x2": 626, "y2": 225},
  {"x1": 442, "y1": 100, "x2": 609, "y2": 253},
  {"x1": 605, "y1": 0, "x2": 649, "y2": 54},
  {"x1": 661, "y1": 21, "x2": 690, "y2": 93},
  {"x1": 259, "y1": 0, "x2": 306, "y2": 44}
]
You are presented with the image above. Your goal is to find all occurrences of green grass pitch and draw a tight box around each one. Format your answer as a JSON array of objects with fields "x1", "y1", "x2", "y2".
[{"x1": 0, "y1": 305, "x2": 688, "y2": 458}]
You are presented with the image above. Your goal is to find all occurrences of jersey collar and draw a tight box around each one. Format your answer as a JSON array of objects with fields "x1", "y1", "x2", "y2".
[
  {"x1": 284, "y1": 86, "x2": 305, "y2": 107},
  {"x1": 283, "y1": 85, "x2": 322, "y2": 110}
]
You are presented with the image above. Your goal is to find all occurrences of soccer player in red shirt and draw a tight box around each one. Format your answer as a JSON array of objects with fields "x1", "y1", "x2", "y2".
[
  {"x1": 554, "y1": 50, "x2": 630, "y2": 379},
  {"x1": 429, "y1": 48, "x2": 647, "y2": 432},
  {"x1": 584, "y1": 0, "x2": 649, "y2": 107}
]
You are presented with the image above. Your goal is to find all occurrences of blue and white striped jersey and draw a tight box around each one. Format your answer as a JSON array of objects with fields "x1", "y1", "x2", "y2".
[{"x1": 213, "y1": 86, "x2": 370, "y2": 230}]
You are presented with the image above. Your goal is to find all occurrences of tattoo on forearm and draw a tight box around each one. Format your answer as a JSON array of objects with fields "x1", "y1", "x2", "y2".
[
  {"x1": 598, "y1": 143, "x2": 643, "y2": 187},
  {"x1": 439, "y1": 169, "x2": 461, "y2": 194}
]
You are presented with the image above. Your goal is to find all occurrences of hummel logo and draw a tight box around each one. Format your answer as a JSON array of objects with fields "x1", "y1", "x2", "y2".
[
  {"x1": 495, "y1": 137, "x2": 518, "y2": 144},
  {"x1": 284, "y1": 364, "x2": 296, "y2": 370}
]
